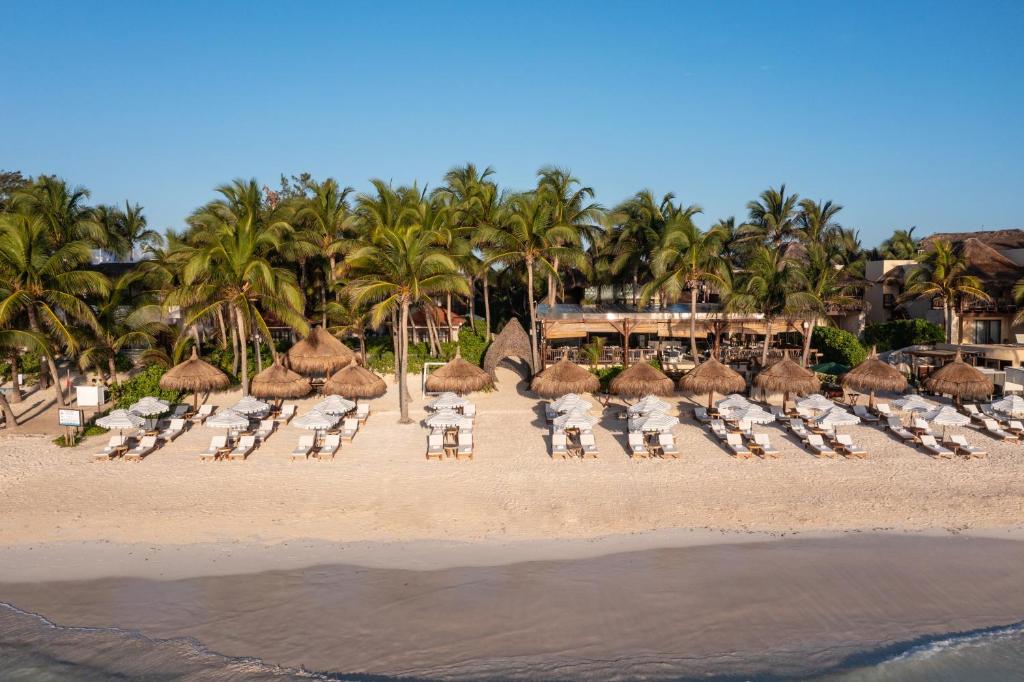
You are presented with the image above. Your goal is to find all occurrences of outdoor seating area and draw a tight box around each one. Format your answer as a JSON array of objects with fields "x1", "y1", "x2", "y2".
[
  {"x1": 625, "y1": 395, "x2": 678, "y2": 459},
  {"x1": 424, "y1": 392, "x2": 476, "y2": 460},
  {"x1": 546, "y1": 393, "x2": 601, "y2": 459}
]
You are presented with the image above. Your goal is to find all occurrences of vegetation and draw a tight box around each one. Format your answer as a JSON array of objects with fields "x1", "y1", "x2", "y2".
[
  {"x1": 811, "y1": 326, "x2": 868, "y2": 368},
  {"x1": 862, "y1": 319, "x2": 945, "y2": 352},
  {"x1": 108, "y1": 365, "x2": 181, "y2": 409}
]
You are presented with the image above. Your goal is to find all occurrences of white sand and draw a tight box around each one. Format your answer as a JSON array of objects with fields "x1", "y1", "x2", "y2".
[{"x1": 1, "y1": 367, "x2": 1023, "y2": 575}]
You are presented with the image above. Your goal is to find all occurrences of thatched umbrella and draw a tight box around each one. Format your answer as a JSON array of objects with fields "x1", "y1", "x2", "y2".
[
  {"x1": 425, "y1": 349, "x2": 494, "y2": 395},
  {"x1": 610, "y1": 361, "x2": 674, "y2": 400},
  {"x1": 250, "y1": 358, "x2": 312, "y2": 401},
  {"x1": 923, "y1": 350, "x2": 993, "y2": 404},
  {"x1": 324, "y1": 359, "x2": 387, "y2": 400},
  {"x1": 840, "y1": 346, "x2": 907, "y2": 408},
  {"x1": 159, "y1": 348, "x2": 231, "y2": 409},
  {"x1": 483, "y1": 318, "x2": 534, "y2": 379},
  {"x1": 286, "y1": 326, "x2": 355, "y2": 375},
  {"x1": 530, "y1": 351, "x2": 600, "y2": 399},
  {"x1": 678, "y1": 357, "x2": 746, "y2": 409},
  {"x1": 753, "y1": 351, "x2": 821, "y2": 411}
]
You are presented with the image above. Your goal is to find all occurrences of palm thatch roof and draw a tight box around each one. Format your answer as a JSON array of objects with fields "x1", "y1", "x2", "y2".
[
  {"x1": 841, "y1": 347, "x2": 907, "y2": 394},
  {"x1": 679, "y1": 357, "x2": 746, "y2": 396},
  {"x1": 324, "y1": 360, "x2": 387, "y2": 400},
  {"x1": 424, "y1": 349, "x2": 493, "y2": 395},
  {"x1": 530, "y1": 352, "x2": 599, "y2": 398},
  {"x1": 924, "y1": 350, "x2": 993, "y2": 400},
  {"x1": 610, "y1": 361, "x2": 674, "y2": 399},
  {"x1": 483, "y1": 318, "x2": 534, "y2": 379},
  {"x1": 250, "y1": 358, "x2": 312, "y2": 399},
  {"x1": 286, "y1": 326, "x2": 355, "y2": 374},
  {"x1": 753, "y1": 352, "x2": 821, "y2": 395},
  {"x1": 159, "y1": 348, "x2": 230, "y2": 393}
]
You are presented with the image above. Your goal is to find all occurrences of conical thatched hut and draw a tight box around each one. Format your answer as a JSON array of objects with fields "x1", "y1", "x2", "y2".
[
  {"x1": 286, "y1": 326, "x2": 355, "y2": 375},
  {"x1": 159, "y1": 347, "x2": 231, "y2": 408},
  {"x1": 678, "y1": 357, "x2": 747, "y2": 409},
  {"x1": 425, "y1": 348, "x2": 494, "y2": 395},
  {"x1": 483, "y1": 318, "x2": 534, "y2": 380},
  {"x1": 530, "y1": 351, "x2": 599, "y2": 398},
  {"x1": 323, "y1": 360, "x2": 387, "y2": 400},
  {"x1": 610, "y1": 361, "x2": 674, "y2": 399},
  {"x1": 924, "y1": 350, "x2": 993, "y2": 404},
  {"x1": 753, "y1": 351, "x2": 820, "y2": 409},
  {"x1": 841, "y1": 347, "x2": 907, "y2": 407},
  {"x1": 250, "y1": 358, "x2": 312, "y2": 401}
]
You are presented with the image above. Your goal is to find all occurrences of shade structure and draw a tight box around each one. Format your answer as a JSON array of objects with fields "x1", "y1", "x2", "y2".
[
  {"x1": 425, "y1": 392, "x2": 468, "y2": 411},
  {"x1": 841, "y1": 347, "x2": 907, "y2": 404},
  {"x1": 678, "y1": 358, "x2": 747, "y2": 409},
  {"x1": 205, "y1": 408, "x2": 249, "y2": 430},
  {"x1": 96, "y1": 409, "x2": 144, "y2": 432},
  {"x1": 231, "y1": 395, "x2": 270, "y2": 415},
  {"x1": 424, "y1": 348, "x2": 493, "y2": 395},
  {"x1": 483, "y1": 317, "x2": 535, "y2": 379},
  {"x1": 813, "y1": 407, "x2": 860, "y2": 429},
  {"x1": 796, "y1": 394, "x2": 835, "y2": 412},
  {"x1": 285, "y1": 326, "x2": 355, "y2": 375},
  {"x1": 893, "y1": 394, "x2": 938, "y2": 413},
  {"x1": 754, "y1": 353, "x2": 821, "y2": 400},
  {"x1": 722, "y1": 405, "x2": 775, "y2": 425},
  {"x1": 716, "y1": 394, "x2": 751, "y2": 410},
  {"x1": 250, "y1": 359, "x2": 312, "y2": 400},
  {"x1": 992, "y1": 394, "x2": 1024, "y2": 418},
  {"x1": 530, "y1": 352, "x2": 600, "y2": 399},
  {"x1": 129, "y1": 396, "x2": 170, "y2": 416},
  {"x1": 610, "y1": 361, "x2": 674, "y2": 399},
  {"x1": 323, "y1": 361, "x2": 386, "y2": 400},
  {"x1": 552, "y1": 412, "x2": 599, "y2": 431},
  {"x1": 550, "y1": 393, "x2": 591, "y2": 413},
  {"x1": 425, "y1": 408, "x2": 471, "y2": 429},
  {"x1": 923, "y1": 351, "x2": 994, "y2": 403},
  {"x1": 159, "y1": 347, "x2": 231, "y2": 408},
  {"x1": 627, "y1": 395, "x2": 671, "y2": 416},
  {"x1": 291, "y1": 409, "x2": 339, "y2": 431},
  {"x1": 314, "y1": 395, "x2": 357, "y2": 416},
  {"x1": 629, "y1": 410, "x2": 679, "y2": 433}
]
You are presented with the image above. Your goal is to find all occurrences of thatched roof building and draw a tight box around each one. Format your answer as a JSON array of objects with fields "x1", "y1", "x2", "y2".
[
  {"x1": 530, "y1": 352, "x2": 599, "y2": 398},
  {"x1": 610, "y1": 361, "x2": 674, "y2": 399},
  {"x1": 678, "y1": 358, "x2": 747, "y2": 409},
  {"x1": 424, "y1": 349, "x2": 494, "y2": 395},
  {"x1": 841, "y1": 347, "x2": 907, "y2": 405},
  {"x1": 924, "y1": 350, "x2": 993, "y2": 402},
  {"x1": 324, "y1": 360, "x2": 387, "y2": 400},
  {"x1": 286, "y1": 326, "x2": 355, "y2": 375},
  {"x1": 754, "y1": 352, "x2": 820, "y2": 401},
  {"x1": 251, "y1": 358, "x2": 312, "y2": 400},
  {"x1": 159, "y1": 348, "x2": 231, "y2": 407},
  {"x1": 483, "y1": 318, "x2": 534, "y2": 379}
]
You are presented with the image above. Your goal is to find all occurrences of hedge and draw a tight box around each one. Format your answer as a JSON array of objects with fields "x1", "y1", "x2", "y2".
[
  {"x1": 812, "y1": 326, "x2": 867, "y2": 367},
  {"x1": 861, "y1": 319, "x2": 945, "y2": 352}
]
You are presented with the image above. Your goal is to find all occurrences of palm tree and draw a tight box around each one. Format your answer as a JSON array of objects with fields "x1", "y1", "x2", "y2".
[
  {"x1": 902, "y1": 239, "x2": 989, "y2": 343},
  {"x1": 10, "y1": 176, "x2": 105, "y2": 247},
  {"x1": 0, "y1": 212, "x2": 109, "y2": 406},
  {"x1": 536, "y1": 167, "x2": 603, "y2": 305},
  {"x1": 877, "y1": 227, "x2": 919, "y2": 259},
  {"x1": 0, "y1": 327, "x2": 53, "y2": 426},
  {"x1": 643, "y1": 219, "x2": 730, "y2": 360},
  {"x1": 795, "y1": 199, "x2": 842, "y2": 245},
  {"x1": 743, "y1": 184, "x2": 800, "y2": 246},
  {"x1": 348, "y1": 204, "x2": 468, "y2": 423},
  {"x1": 293, "y1": 178, "x2": 355, "y2": 313},
  {"x1": 609, "y1": 191, "x2": 687, "y2": 306},
  {"x1": 795, "y1": 243, "x2": 861, "y2": 366}
]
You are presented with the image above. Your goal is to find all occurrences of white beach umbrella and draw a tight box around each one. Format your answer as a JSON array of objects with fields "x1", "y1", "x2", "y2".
[
  {"x1": 314, "y1": 395, "x2": 357, "y2": 415},
  {"x1": 205, "y1": 408, "x2": 250, "y2": 431},
  {"x1": 96, "y1": 409, "x2": 145, "y2": 435},
  {"x1": 231, "y1": 395, "x2": 270, "y2": 415},
  {"x1": 630, "y1": 410, "x2": 679, "y2": 433},
  {"x1": 922, "y1": 405, "x2": 970, "y2": 436},
  {"x1": 553, "y1": 411, "x2": 599, "y2": 431},
  {"x1": 715, "y1": 394, "x2": 750, "y2": 410},
  {"x1": 291, "y1": 409, "x2": 340, "y2": 430},
  {"x1": 551, "y1": 393, "x2": 592, "y2": 414},
  {"x1": 893, "y1": 394, "x2": 937, "y2": 413},
  {"x1": 723, "y1": 405, "x2": 775, "y2": 425},
  {"x1": 813, "y1": 407, "x2": 860, "y2": 429},
  {"x1": 425, "y1": 408, "x2": 468, "y2": 429},
  {"x1": 796, "y1": 394, "x2": 834, "y2": 412},
  {"x1": 425, "y1": 392, "x2": 467, "y2": 411},
  {"x1": 991, "y1": 394, "x2": 1024, "y2": 418},
  {"x1": 627, "y1": 395, "x2": 671, "y2": 416},
  {"x1": 128, "y1": 396, "x2": 170, "y2": 416}
]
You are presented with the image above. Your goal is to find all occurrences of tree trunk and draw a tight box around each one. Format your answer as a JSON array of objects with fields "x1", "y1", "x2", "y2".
[
  {"x1": 321, "y1": 282, "x2": 328, "y2": 328},
  {"x1": 216, "y1": 305, "x2": 229, "y2": 350},
  {"x1": 761, "y1": 319, "x2": 772, "y2": 367},
  {"x1": 25, "y1": 307, "x2": 52, "y2": 393},
  {"x1": 632, "y1": 268, "x2": 639, "y2": 307},
  {"x1": 483, "y1": 272, "x2": 492, "y2": 342},
  {"x1": 398, "y1": 299, "x2": 411, "y2": 423},
  {"x1": 467, "y1": 276, "x2": 475, "y2": 333},
  {"x1": 425, "y1": 310, "x2": 440, "y2": 355},
  {"x1": 390, "y1": 310, "x2": 401, "y2": 385},
  {"x1": 27, "y1": 306, "x2": 65, "y2": 406},
  {"x1": 107, "y1": 356, "x2": 119, "y2": 385},
  {"x1": 944, "y1": 301, "x2": 952, "y2": 344},
  {"x1": 230, "y1": 324, "x2": 240, "y2": 377},
  {"x1": 357, "y1": 329, "x2": 366, "y2": 364},
  {"x1": 9, "y1": 353, "x2": 21, "y2": 404},
  {"x1": 547, "y1": 256, "x2": 560, "y2": 307},
  {"x1": 234, "y1": 307, "x2": 249, "y2": 395},
  {"x1": 446, "y1": 292, "x2": 454, "y2": 342},
  {"x1": 329, "y1": 255, "x2": 339, "y2": 302},
  {"x1": 254, "y1": 334, "x2": 263, "y2": 373},
  {"x1": 526, "y1": 259, "x2": 539, "y2": 370},
  {"x1": 801, "y1": 317, "x2": 818, "y2": 367},
  {"x1": 689, "y1": 287, "x2": 699, "y2": 360},
  {"x1": 0, "y1": 391, "x2": 16, "y2": 428}
]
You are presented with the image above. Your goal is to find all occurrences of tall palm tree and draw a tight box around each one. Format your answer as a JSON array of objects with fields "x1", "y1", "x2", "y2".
[
  {"x1": 743, "y1": 184, "x2": 800, "y2": 246},
  {"x1": 795, "y1": 243, "x2": 861, "y2": 366},
  {"x1": 609, "y1": 191, "x2": 691, "y2": 306},
  {"x1": 902, "y1": 240, "x2": 989, "y2": 343},
  {"x1": 11, "y1": 176, "x2": 105, "y2": 248},
  {"x1": 0, "y1": 327, "x2": 52, "y2": 426},
  {"x1": 795, "y1": 199, "x2": 842, "y2": 245},
  {"x1": 293, "y1": 178, "x2": 355, "y2": 307},
  {"x1": 536, "y1": 167, "x2": 603, "y2": 305},
  {"x1": 877, "y1": 227, "x2": 919, "y2": 259},
  {"x1": 644, "y1": 219, "x2": 730, "y2": 360}
]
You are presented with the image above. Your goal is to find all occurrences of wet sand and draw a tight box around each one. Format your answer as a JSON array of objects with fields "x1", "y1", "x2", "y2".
[{"x1": 3, "y1": 534, "x2": 1024, "y2": 680}]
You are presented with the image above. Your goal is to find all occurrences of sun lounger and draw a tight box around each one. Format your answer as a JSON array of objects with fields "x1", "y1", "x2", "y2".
[
  {"x1": 693, "y1": 407, "x2": 711, "y2": 424},
  {"x1": 945, "y1": 434, "x2": 987, "y2": 458},
  {"x1": 169, "y1": 404, "x2": 190, "y2": 419},
  {"x1": 982, "y1": 418, "x2": 1018, "y2": 442},
  {"x1": 355, "y1": 402, "x2": 370, "y2": 422},
  {"x1": 885, "y1": 416, "x2": 917, "y2": 442},
  {"x1": 200, "y1": 435, "x2": 227, "y2": 461},
  {"x1": 317, "y1": 434, "x2": 341, "y2": 460},
  {"x1": 962, "y1": 404, "x2": 985, "y2": 423},
  {"x1": 796, "y1": 406, "x2": 813, "y2": 420},
  {"x1": 788, "y1": 418, "x2": 810, "y2": 442},
  {"x1": 852, "y1": 405, "x2": 879, "y2": 423},
  {"x1": 710, "y1": 419, "x2": 729, "y2": 441},
  {"x1": 94, "y1": 435, "x2": 128, "y2": 461},
  {"x1": 462, "y1": 403, "x2": 476, "y2": 419},
  {"x1": 806, "y1": 434, "x2": 836, "y2": 457},
  {"x1": 578, "y1": 431, "x2": 598, "y2": 458},
  {"x1": 193, "y1": 404, "x2": 215, "y2": 423},
  {"x1": 919, "y1": 434, "x2": 954, "y2": 458},
  {"x1": 874, "y1": 403, "x2": 893, "y2": 418},
  {"x1": 125, "y1": 436, "x2": 158, "y2": 461},
  {"x1": 456, "y1": 430, "x2": 474, "y2": 459},
  {"x1": 545, "y1": 403, "x2": 558, "y2": 422},
  {"x1": 753, "y1": 433, "x2": 779, "y2": 458},
  {"x1": 1006, "y1": 420, "x2": 1024, "y2": 437},
  {"x1": 628, "y1": 432, "x2": 649, "y2": 458},
  {"x1": 768, "y1": 406, "x2": 786, "y2": 419},
  {"x1": 658, "y1": 432, "x2": 679, "y2": 458},
  {"x1": 291, "y1": 435, "x2": 315, "y2": 460},
  {"x1": 158, "y1": 418, "x2": 187, "y2": 442},
  {"x1": 228, "y1": 435, "x2": 256, "y2": 461},
  {"x1": 551, "y1": 432, "x2": 568, "y2": 458},
  {"x1": 255, "y1": 419, "x2": 276, "y2": 443},
  {"x1": 726, "y1": 432, "x2": 752, "y2": 458},
  {"x1": 340, "y1": 417, "x2": 358, "y2": 441},
  {"x1": 912, "y1": 418, "x2": 933, "y2": 437},
  {"x1": 278, "y1": 404, "x2": 297, "y2": 423},
  {"x1": 834, "y1": 433, "x2": 867, "y2": 459}
]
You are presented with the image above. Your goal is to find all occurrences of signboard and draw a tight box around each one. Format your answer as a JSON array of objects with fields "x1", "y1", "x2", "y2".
[
  {"x1": 58, "y1": 409, "x2": 84, "y2": 427},
  {"x1": 75, "y1": 385, "x2": 106, "y2": 408}
]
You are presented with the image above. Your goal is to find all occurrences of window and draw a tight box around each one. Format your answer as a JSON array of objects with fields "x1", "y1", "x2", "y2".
[
  {"x1": 972, "y1": 320, "x2": 1002, "y2": 345},
  {"x1": 931, "y1": 296, "x2": 944, "y2": 310},
  {"x1": 882, "y1": 293, "x2": 895, "y2": 309}
]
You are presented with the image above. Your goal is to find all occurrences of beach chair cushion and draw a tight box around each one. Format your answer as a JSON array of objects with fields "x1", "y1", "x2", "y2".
[{"x1": 551, "y1": 432, "x2": 568, "y2": 455}]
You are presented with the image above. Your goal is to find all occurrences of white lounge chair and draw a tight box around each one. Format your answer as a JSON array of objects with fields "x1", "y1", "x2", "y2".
[
  {"x1": 170, "y1": 404, "x2": 190, "y2": 419},
  {"x1": 1007, "y1": 420, "x2": 1024, "y2": 438},
  {"x1": 94, "y1": 435, "x2": 128, "y2": 461},
  {"x1": 427, "y1": 431, "x2": 444, "y2": 460},
  {"x1": 228, "y1": 435, "x2": 256, "y2": 461},
  {"x1": 340, "y1": 417, "x2": 358, "y2": 441},
  {"x1": 579, "y1": 431, "x2": 598, "y2": 458},
  {"x1": 125, "y1": 436, "x2": 158, "y2": 461},
  {"x1": 193, "y1": 404, "x2": 215, "y2": 423},
  {"x1": 551, "y1": 432, "x2": 568, "y2": 458},
  {"x1": 545, "y1": 403, "x2": 558, "y2": 422},
  {"x1": 806, "y1": 434, "x2": 836, "y2": 457},
  {"x1": 912, "y1": 418, "x2": 933, "y2": 437},
  {"x1": 200, "y1": 435, "x2": 227, "y2": 460},
  {"x1": 962, "y1": 404, "x2": 985, "y2": 423},
  {"x1": 886, "y1": 416, "x2": 917, "y2": 442},
  {"x1": 788, "y1": 418, "x2": 810, "y2": 442},
  {"x1": 874, "y1": 403, "x2": 893, "y2": 418},
  {"x1": 753, "y1": 433, "x2": 779, "y2": 458},
  {"x1": 354, "y1": 402, "x2": 370, "y2": 422},
  {"x1": 982, "y1": 418, "x2": 1018, "y2": 442},
  {"x1": 726, "y1": 432, "x2": 752, "y2": 458},
  {"x1": 796, "y1": 406, "x2": 813, "y2": 420},
  {"x1": 158, "y1": 418, "x2": 186, "y2": 442},
  {"x1": 317, "y1": 434, "x2": 341, "y2": 460},
  {"x1": 628, "y1": 432, "x2": 648, "y2": 458},
  {"x1": 291, "y1": 435, "x2": 315, "y2": 460},
  {"x1": 278, "y1": 404, "x2": 297, "y2": 423},
  {"x1": 919, "y1": 434, "x2": 954, "y2": 458},
  {"x1": 659, "y1": 432, "x2": 679, "y2": 457},
  {"x1": 768, "y1": 406, "x2": 786, "y2": 419},
  {"x1": 852, "y1": 405, "x2": 879, "y2": 423},
  {"x1": 255, "y1": 419, "x2": 276, "y2": 443},
  {"x1": 457, "y1": 430, "x2": 474, "y2": 459},
  {"x1": 462, "y1": 403, "x2": 476, "y2": 419},
  {"x1": 945, "y1": 434, "x2": 987, "y2": 458},
  {"x1": 693, "y1": 407, "x2": 711, "y2": 424},
  {"x1": 834, "y1": 433, "x2": 867, "y2": 459},
  {"x1": 710, "y1": 419, "x2": 729, "y2": 441}
]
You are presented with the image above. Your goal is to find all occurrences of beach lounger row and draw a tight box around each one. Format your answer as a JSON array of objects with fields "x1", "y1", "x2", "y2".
[
  {"x1": 553, "y1": 430, "x2": 598, "y2": 459},
  {"x1": 627, "y1": 431, "x2": 676, "y2": 458}
]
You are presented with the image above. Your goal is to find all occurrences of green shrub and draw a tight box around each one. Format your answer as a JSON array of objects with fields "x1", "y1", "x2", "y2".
[
  {"x1": 861, "y1": 319, "x2": 945, "y2": 352},
  {"x1": 363, "y1": 321, "x2": 492, "y2": 375},
  {"x1": 812, "y1": 326, "x2": 867, "y2": 367},
  {"x1": 109, "y1": 365, "x2": 182, "y2": 408},
  {"x1": 591, "y1": 365, "x2": 623, "y2": 392}
]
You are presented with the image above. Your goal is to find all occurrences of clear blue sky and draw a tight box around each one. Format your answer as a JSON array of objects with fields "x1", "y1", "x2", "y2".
[{"x1": 4, "y1": 0, "x2": 1022, "y2": 246}]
